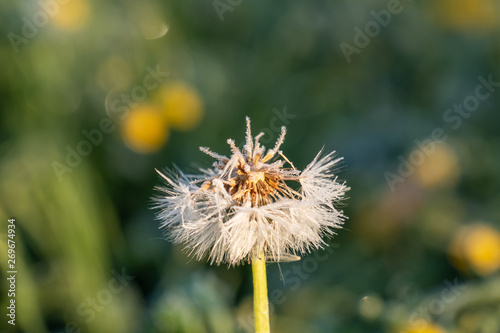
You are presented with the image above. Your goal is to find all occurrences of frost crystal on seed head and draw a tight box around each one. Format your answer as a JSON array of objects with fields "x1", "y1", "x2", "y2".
[{"x1": 153, "y1": 117, "x2": 349, "y2": 266}]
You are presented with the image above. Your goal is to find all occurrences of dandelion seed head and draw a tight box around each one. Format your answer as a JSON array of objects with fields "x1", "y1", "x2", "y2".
[{"x1": 153, "y1": 118, "x2": 349, "y2": 266}]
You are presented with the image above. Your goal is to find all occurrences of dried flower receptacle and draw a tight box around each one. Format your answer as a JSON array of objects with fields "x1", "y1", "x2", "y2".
[{"x1": 199, "y1": 118, "x2": 300, "y2": 207}]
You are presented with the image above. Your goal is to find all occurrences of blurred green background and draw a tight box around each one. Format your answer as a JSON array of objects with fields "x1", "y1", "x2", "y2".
[{"x1": 1, "y1": 0, "x2": 500, "y2": 332}]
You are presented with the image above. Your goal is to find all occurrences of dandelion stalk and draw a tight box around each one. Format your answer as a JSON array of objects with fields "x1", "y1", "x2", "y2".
[{"x1": 252, "y1": 250, "x2": 270, "y2": 333}]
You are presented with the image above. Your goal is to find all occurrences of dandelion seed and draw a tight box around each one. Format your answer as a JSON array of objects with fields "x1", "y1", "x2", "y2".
[{"x1": 152, "y1": 117, "x2": 349, "y2": 266}]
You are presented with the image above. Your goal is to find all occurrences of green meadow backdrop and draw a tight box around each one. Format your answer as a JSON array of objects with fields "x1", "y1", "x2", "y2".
[{"x1": 1, "y1": 1, "x2": 500, "y2": 332}]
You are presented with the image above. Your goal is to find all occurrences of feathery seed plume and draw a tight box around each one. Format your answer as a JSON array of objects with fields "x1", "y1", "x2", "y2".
[{"x1": 153, "y1": 117, "x2": 349, "y2": 266}]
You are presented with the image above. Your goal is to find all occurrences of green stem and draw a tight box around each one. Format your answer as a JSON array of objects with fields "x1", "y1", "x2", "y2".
[{"x1": 252, "y1": 250, "x2": 270, "y2": 333}]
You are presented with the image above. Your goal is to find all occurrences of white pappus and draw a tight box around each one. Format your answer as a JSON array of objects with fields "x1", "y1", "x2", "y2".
[{"x1": 153, "y1": 117, "x2": 349, "y2": 266}]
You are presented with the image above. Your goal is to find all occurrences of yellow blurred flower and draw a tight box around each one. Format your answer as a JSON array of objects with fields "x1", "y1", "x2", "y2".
[
  {"x1": 122, "y1": 105, "x2": 169, "y2": 154},
  {"x1": 432, "y1": 0, "x2": 499, "y2": 31},
  {"x1": 449, "y1": 224, "x2": 500, "y2": 276},
  {"x1": 156, "y1": 82, "x2": 204, "y2": 131},
  {"x1": 414, "y1": 143, "x2": 460, "y2": 190},
  {"x1": 52, "y1": 0, "x2": 91, "y2": 31},
  {"x1": 402, "y1": 323, "x2": 447, "y2": 333},
  {"x1": 354, "y1": 182, "x2": 421, "y2": 250}
]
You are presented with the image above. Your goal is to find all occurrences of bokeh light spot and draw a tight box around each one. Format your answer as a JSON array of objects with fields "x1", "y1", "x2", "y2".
[
  {"x1": 359, "y1": 294, "x2": 383, "y2": 320},
  {"x1": 414, "y1": 143, "x2": 460, "y2": 190},
  {"x1": 52, "y1": 0, "x2": 91, "y2": 31},
  {"x1": 401, "y1": 322, "x2": 447, "y2": 333},
  {"x1": 449, "y1": 224, "x2": 500, "y2": 276},
  {"x1": 432, "y1": 0, "x2": 499, "y2": 32},
  {"x1": 156, "y1": 82, "x2": 204, "y2": 132},
  {"x1": 121, "y1": 105, "x2": 169, "y2": 154},
  {"x1": 142, "y1": 21, "x2": 169, "y2": 40},
  {"x1": 126, "y1": 1, "x2": 169, "y2": 40}
]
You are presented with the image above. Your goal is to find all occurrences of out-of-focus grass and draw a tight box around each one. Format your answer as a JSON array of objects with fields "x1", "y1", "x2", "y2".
[{"x1": 0, "y1": 135, "x2": 136, "y2": 332}]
